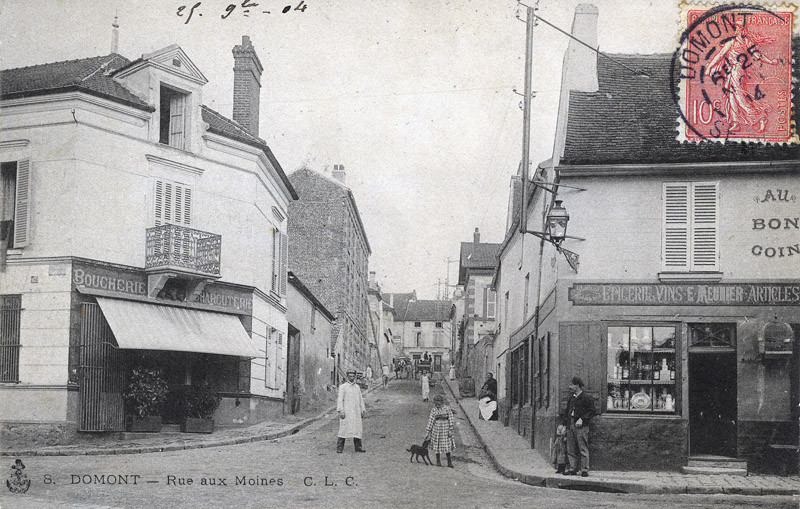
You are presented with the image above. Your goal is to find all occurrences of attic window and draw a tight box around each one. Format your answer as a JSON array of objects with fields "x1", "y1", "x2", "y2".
[
  {"x1": 172, "y1": 58, "x2": 181, "y2": 67},
  {"x1": 159, "y1": 85, "x2": 188, "y2": 149}
]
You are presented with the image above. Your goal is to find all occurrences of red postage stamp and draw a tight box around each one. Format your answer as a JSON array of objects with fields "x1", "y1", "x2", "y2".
[{"x1": 675, "y1": 3, "x2": 797, "y2": 143}]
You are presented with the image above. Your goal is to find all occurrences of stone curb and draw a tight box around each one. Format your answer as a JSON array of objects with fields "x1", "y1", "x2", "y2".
[
  {"x1": 442, "y1": 379, "x2": 799, "y2": 497},
  {"x1": 2, "y1": 375, "x2": 394, "y2": 458}
]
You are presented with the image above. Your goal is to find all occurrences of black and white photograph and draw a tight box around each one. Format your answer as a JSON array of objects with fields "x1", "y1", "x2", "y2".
[{"x1": 0, "y1": 0, "x2": 798, "y2": 507}]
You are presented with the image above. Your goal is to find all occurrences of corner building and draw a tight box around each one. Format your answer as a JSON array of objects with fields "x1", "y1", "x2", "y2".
[
  {"x1": 495, "y1": 5, "x2": 799, "y2": 475},
  {"x1": 0, "y1": 37, "x2": 298, "y2": 444}
]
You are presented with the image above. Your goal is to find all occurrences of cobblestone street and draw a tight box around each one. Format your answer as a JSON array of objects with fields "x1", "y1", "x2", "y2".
[{"x1": 2, "y1": 379, "x2": 796, "y2": 509}]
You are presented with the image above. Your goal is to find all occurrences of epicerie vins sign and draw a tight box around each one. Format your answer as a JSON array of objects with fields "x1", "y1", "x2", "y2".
[{"x1": 569, "y1": 283, "x2": 800, "y2": 306}]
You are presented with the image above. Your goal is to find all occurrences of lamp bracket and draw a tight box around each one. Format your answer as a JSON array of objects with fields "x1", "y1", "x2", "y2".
[{"x1": 529, "y1": 178, "x2": 587, "y2": 192}]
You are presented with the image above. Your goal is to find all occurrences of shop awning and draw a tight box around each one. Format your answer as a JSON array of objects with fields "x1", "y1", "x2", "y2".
[{"x1": 96, "y1": 297, "x2": 262, "y2": 358}]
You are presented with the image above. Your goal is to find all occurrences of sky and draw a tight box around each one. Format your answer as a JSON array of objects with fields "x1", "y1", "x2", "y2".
[{"x1": 0, "y1": 0, "x2": 679, "y2": 298}]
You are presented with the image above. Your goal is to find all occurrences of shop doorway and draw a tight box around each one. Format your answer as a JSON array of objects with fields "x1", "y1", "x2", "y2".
[{"x1": 688, "y1": 323, "x2": 738, "y2": 457}]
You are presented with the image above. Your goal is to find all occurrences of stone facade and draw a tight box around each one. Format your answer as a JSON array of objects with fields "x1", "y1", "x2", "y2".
[{"x1": 288, "y1": 166, "x2": 371, "y2": 380}]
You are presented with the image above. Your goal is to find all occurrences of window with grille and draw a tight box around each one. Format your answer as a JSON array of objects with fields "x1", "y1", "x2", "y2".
[
  {"x1": 662, "y1": 182, "x2": 719, "y2": 272},
  {"x1": 0, "y1": 295, "x2": 22, "y2": 383}
]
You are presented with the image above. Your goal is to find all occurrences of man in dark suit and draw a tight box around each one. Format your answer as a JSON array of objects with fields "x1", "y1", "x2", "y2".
[{"x1": 562, "y1": 376, "x2": 594, "y2": 477}]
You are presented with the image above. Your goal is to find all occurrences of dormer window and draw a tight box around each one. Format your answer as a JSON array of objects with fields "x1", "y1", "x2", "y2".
[{"x1": 159, "y1": 85, "x2": 187, "y2": 149}]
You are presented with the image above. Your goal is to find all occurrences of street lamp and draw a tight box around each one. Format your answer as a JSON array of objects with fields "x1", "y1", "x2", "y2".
[
  {"x1": 546, "y1": 200, "x2": 569, "y2": 246},
  {"x1": 523, "y1": 199, "x2": 581, "y2": 272}
]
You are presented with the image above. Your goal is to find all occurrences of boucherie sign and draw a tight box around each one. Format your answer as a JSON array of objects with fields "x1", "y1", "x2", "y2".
[{"x1": 569, "y1": 283, "x2": 800, "y2": 306}]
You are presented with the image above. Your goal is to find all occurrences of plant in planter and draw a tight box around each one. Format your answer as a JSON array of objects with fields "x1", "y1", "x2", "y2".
[
  {"x1": 123, "y1": 368, "x2": 169, "y2": 432},
  {"x1": 182, "y1": 381, "x2": 221, "y2": 433}
]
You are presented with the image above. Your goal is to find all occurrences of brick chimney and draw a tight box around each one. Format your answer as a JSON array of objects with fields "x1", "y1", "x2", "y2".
[
  {"x1": 473, "y1": 227, "x2": 480, "y2": 244},
  {"x1": 332, "y1": 164, "x2": 346, "y2": 184},
  {"x1": 232, "y1": 35, "x2": 263, "y2": 136}
]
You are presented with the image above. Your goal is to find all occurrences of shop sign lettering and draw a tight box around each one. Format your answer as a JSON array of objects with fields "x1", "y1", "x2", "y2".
[
  {"x1": 73, "y1": 268, "x2": 146, "y2": 296},
  {"x1": 751, "y1": 188, "x2": 798, "y2": 258},
  {"x1": 569, "y1": 283, "x2": 800, "y2": 306}
]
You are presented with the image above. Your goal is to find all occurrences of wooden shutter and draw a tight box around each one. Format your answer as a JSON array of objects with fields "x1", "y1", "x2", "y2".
[
  {"x1": 169, "y1": 94, "x2": 185, "y2": 149},
  {"x1": 279, "y1": 232, "x2": 288, "y2": 296},
  {"x1": 271, "y1": 228, "x2": 279, "y2": 293},
  {"x1": 482, "y1": 287, "x2": 488, "y2": 318},
  {"x1": 544, "y1": 332, "x2": 551, "y2": 408},
  {"x1": 154, "y1": 179, "x2": 191, "y2": 226},
  {"x1": 13, "y1": 159, "x2": 30, "y2": 248},
  {"x1": 691, "y1": 182, "x2": 719, "y2": 271},
  {"x1": 274, "y1": 331, "x2": 283, "y2": 388},
  {"x1": 662, "y1": 183, "x2": 690, "y2": 271}
]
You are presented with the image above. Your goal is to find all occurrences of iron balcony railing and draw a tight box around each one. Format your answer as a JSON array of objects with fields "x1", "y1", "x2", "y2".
[{"x1": 145, "y1": 224, "x2": 221, "y2": 276}]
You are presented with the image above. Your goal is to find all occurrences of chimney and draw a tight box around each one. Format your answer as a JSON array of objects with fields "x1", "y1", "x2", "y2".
[
  {"x1": 564, "y1": 4, "x2": 599, "y2": 93},
  {"x1": 369, "y1": 271, "x2": 376, "y2": 285},
  {"x1": 232, "y1": 35, "x2": 264, "y2": 136},
  {"x1": 390, "y1": 294, "x2": 394, "y2": 307},
  {"x1": 473, "y1": 227, "x2": 480, "y2": 244},
  {"x1": 332, "y1": 164, "x2": 346, "y2": 184},
  {"x1": 110, "y1": 15, "x2": 119, "y2": 54}
]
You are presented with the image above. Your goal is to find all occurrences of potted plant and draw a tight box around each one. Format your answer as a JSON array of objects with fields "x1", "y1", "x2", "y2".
[
  {"x1": 124, "y1": 368, "x2": 169, "y2": 432},
  {"x1": 182, "y1": 380, "x2": 221, "y2": 433}
]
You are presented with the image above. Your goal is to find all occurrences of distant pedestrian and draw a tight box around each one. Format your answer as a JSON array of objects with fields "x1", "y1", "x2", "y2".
[
  {"x1": 381, "y1": 364, "x2": 390, "y2": 389},
  {"x1": 405, "y1": 363, "x2": 412, "y2": 380},
  {"x1": 425, "y1": 394, "x2": 455, "y2": 467},
  {"x1": 448, "y1": 364, "x2": 456, "y2": 381},
  {"x1": 365, "y1": 365, "x2": 373, "y2": 385},
  {"x1": 337, "y1": 370, "x2": 367, "y2": 453},
  {"x1": 421, "y1": 372, "x2": 430, "y2": 401},
  {"x1": 394, "y1": 361, "x2": 401, "y2": 379},
  {"x1": 561, "y1": 376, "x2": 594, "y2": 477},
  {"x1": 477, "y1": 373, "x2": 498, "y2": 421}
]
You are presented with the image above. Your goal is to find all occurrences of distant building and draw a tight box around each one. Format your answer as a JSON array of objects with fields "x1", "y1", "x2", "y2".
[
  {"x1": 0, "y1": 36, "x2": 297, "y2": 444},
  {"x1": 286, "y1": 272, "x2": 336, "y2": 414},
  {"x1": 287, "y1": 165, "x2": 371, "y2": 383},
  {"x1": 397, "y1": 299, "x2": 454, "y2": 374},
  {"x1": 456, "y1": 228, "x2": 501, "y2": 385},
  {"x1": 367, "y1": 271, "x2": 394, "y2": 377}
]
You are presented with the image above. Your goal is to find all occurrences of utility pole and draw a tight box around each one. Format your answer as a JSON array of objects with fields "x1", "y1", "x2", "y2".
[
  {"x1": 444, "y1": 256, "x2": 458, "y2": 301},
  {"x1": 519, "y1": 5, "x2": 535, "y2": 234}
]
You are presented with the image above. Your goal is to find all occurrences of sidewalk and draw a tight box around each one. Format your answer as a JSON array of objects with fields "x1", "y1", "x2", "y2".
[
  {"x1": 443, "y1": 378, "x2": 799, "y2": 497},
  {"x1": 1, "y1": 377, "x2": 391, "y2": 458}
]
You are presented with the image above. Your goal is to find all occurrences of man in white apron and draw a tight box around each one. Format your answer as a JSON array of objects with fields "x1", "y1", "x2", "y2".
[{"x1": 337, "y1": 370, "x2": 367, "y2": 453}]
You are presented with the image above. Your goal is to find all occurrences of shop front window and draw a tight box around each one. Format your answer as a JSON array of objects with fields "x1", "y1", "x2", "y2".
[{"x1": 607, "y1": 325, "x2": 677, "y2": 413}]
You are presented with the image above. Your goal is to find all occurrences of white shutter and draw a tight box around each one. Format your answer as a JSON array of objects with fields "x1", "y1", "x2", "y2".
[
  {"x1": 662, "y1": 183, "x2": 690, "y2": 271},
  {"x1": 691, "y1": 182, "x2": 719, "y2": 271},
  {"x1": 275, "y1": 332, "x2": 283, "y2": 387},
  {"x1": 154, "y1": 180, "x2": 165, "y2": 226},
  {"x1": 154, "y1": 179, "x2": 191, "y2": 226},
  {"x1": 169, "y1": 94, "x2": 185, "y2": 149},
  {"x1": 279, "y1": 232, "x2": 288, "y2": 296},
  {"x1": 13, "y1": 159, "x2": 30, "y2": 248}
]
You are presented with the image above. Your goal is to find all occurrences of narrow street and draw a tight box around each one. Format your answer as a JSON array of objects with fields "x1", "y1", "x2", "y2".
[{"x1": 2, "y1": 379, "x2": 794, "y2": 509}]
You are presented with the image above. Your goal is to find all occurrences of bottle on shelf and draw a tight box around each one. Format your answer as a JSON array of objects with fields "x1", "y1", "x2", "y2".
[
  {"x1": 669, "y1": 360, "x2": 675, "y2": 380},
  {"x1": 622, "y1": 361, "x2": 630, "y2": 380}
]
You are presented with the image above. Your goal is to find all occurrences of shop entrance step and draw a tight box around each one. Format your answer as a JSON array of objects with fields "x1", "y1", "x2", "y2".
[{"x1": 682, "y1": 455, "x2": 748, "y2": 475}]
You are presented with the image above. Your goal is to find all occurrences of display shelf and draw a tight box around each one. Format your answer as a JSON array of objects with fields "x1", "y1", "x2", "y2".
[
  {"x1": 652, "y1": 348, "x2": 675, "y2": 353},
  {"x1": 607, "y1": 378, "x2": 675, "y2": 385}
]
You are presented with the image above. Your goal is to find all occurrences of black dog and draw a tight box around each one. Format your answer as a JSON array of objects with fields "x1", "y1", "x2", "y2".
[{"x1": 407, "y1": 439, "x2": 431, "y2": 465}]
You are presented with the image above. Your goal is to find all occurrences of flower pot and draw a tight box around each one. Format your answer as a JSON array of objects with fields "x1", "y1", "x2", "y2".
[
  {"x1": 127, "y1": 415, "x2": 162, "y2": 433},
  {"x1": 182, "y1": 417, "x2": 214, "y2": 434}
]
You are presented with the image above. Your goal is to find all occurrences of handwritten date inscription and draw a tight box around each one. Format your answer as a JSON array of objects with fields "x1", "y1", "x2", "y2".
[{"x1": 177, "y1": 1, "x2": 308, "y2": 24}]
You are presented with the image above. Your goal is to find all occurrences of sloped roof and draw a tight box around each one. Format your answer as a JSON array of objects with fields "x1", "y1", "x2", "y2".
[
  {"x1": 288, "y1": 271, "x2": 336, "y2": 322},
  {"x1": 562, "y1": 40, "x2": 800, "y2": 165},
  {"x1": 401, "y1": 299, "x2": 453, "y2": 322},
  {"x1": 1, "y1": 52, "x2": 297, "y2": 200},
  {"x1": 383, "y1": 292, "x2": 415, "y2": 317},
  {"x1": 0, "y1": 54, "x2": 152, "y2": 111},
  {"x1": 458, "y1": 241, "x2": 501, "y2": 284}
]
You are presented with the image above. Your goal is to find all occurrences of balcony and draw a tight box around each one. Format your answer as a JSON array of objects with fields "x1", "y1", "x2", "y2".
[{"x1": 145, "y1": 224, "x2": 221, "y2": 299}]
